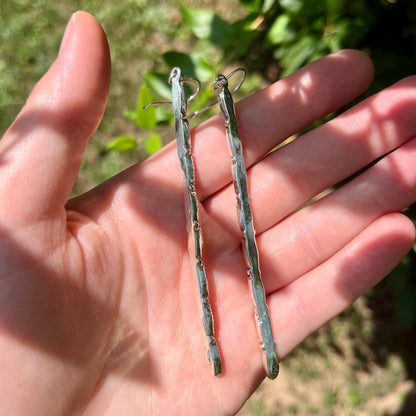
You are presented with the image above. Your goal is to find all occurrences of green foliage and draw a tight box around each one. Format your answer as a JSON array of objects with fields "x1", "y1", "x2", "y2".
[
  {"x1": 108, "y1": 84, "x2": 162, "y2": 155},
  {"x1": 124, "y1": 85, "x2": 157, "y2": 130},
  {"x1": 240, "y1": 0, "x2": 275, "y2": 14},
  {"x1": 262, "y1": 0, "x2": 371, "y2": 76},
  {"x1": 113, "y1": 5, "x2": 263, "y2": 155},
  {"x1": 144, "y1": 72, "x2": 173, "y2": 101},
  {"x1": 144, "y1": 133, "x2": 163, "y2": 155},
  {"x1": 107, "y1": 135, "x2": 138, "y2": 152},
  {"x1": 119, "y1": 0, "x2": 416, "y2": 146},
  {"x1": 181, "y1": 7, "x2": 234, "y2": 48}
]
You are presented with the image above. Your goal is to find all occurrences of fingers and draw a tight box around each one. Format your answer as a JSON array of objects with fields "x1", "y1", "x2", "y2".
[
  {"x1": 259, "y1": 137, "x2": 416, "y2": 293},
  {"x1": 271, "y1": 212, "x2": 415, "y2": 358},
  {"x1": 205, "y1": 76, "x2": 416, "y2": 238},
  {"x1": 191, "y1": 49, "x2": 375, "y2": 198},
  {"x1": 137, "y1": 50, "x2": 374, "y2": 200},
  {"x1": 0, "y1": 12, "x2": 110, "y2": 224}
]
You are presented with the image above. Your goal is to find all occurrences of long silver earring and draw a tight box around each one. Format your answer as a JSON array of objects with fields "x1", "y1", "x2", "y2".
[
  {"x1": 212, "y1": 69, "x2": 279, "y2": 380},
  {"x1": 146, "y1": 67, "x2": 222, "y2": 376}
]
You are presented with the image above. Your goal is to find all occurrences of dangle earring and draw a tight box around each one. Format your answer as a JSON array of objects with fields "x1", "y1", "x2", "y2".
[
  {"x1": 146, "y1": 67, "x2": 222, "y2": 376},
  {"x1": 212, "y1": 69, "x2": 279, "y2": 380}
]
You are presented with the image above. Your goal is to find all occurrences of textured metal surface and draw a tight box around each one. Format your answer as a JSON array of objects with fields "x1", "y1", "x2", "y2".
[
  {"x1": 170, "y1": 67, "x2": 222, "y2": 376},
  {"x1": 213, "y1": 72, "x2": 279, "y2": 379}
]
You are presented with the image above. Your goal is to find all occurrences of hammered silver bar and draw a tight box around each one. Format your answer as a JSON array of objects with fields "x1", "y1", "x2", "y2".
[
  {"x1": 213, "y1": 72, "x2": 279, "y2": 379},
  {"x1": 170, "y1": 67, "x2": 222, "y2": 376}
]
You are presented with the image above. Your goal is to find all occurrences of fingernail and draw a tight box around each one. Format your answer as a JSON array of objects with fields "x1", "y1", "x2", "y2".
[{"x1": 59, "y1": 12, "x2": 79, "y2": 55}]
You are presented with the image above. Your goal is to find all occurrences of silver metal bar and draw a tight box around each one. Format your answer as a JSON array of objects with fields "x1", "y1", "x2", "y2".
[
  {"x1": 213, "y1": 70, "x2": 279, "y2": 379},
  {"x1": 169, "y1": 67, "x2": 222, "y2": 376}
]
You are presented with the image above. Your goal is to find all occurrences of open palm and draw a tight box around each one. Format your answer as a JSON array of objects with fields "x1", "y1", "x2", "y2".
[{"x1": 0, "y1": 12, "x2": 415, "y2": 416}]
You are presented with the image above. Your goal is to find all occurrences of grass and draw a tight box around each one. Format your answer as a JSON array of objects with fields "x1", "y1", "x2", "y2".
[
  {"x1": 0, "y1": 0, "x2": 241, "y2": 193},
  {"x1": 237, "y1": 297, "x2": 415, "y2": 416},
  {"x1": 1, "y1": 0, "x2": 252, "y2": 194}
]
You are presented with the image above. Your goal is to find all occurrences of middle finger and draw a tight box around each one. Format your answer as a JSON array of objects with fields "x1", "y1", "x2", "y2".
[{"x1": 204, "y1": 76, "x2": 416, "y2": 238}]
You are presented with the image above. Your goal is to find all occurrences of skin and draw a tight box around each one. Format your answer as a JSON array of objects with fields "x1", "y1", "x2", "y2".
[{"x1": 0, "y1": 11, "x2": 415, "y2": 416}]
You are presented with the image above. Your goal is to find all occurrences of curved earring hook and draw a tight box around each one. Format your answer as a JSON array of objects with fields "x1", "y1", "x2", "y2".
[
  {"x1": 190, "y1": 68, "x2": 246, "y2": 119},
  {"x1": 226, "y1": 67, "x2": 246, "y2": 94},
  {"x1": 144, "y1": 69, "x2": 201, "y2": 110},
  {"x1": 212, "y1": 68, "x2": 246, "y2": 94},
  {"x1": 168, "y1": 68, "x2": 202, "y2": 103},
  {"x1": 182, "y1": 77, "x2": 201, "y2": 103}
]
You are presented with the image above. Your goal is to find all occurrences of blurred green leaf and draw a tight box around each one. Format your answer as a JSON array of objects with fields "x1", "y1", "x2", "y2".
[
  {"x1": 210, "y1": 15, "x2": 235, "y2": 48},
  {"x1": 124, "y1": 110, "x2": 138, "y2": 125},
  {"x1": 266, "y1": 13, "x2": 293, "y2": 45},
  {"x1": 181, "y1": 7, "x2": 234, "y2": 48},
  {"x1": 279, "y1": 0, "x2": 303, "y2": 13},
  {"x1": 163, "y1": 52, "x2": 196, "y2": 78},
  {"x1": 192, "y1": 54, "x2": 217, "y2": 82},
  {"x1": 326, "y1": 0, "x2": 345, "y2": 19},
  {"x1": 181, "y1": 7, "x2": 213, "y2": 39},
  {"x1": 136, "y1": 84, "x2": 157, "y2": 130},
  {"x1": 188, "y1": 85, "x2": 215, "y2": 120},
  {"x1": 162, "y1": 51, "x2": 216, "y2": 82},
  {"x1": 240, "y1": 0, "x2": 264, "y2": 13},
  {"x1": 275, "y1": 35, "x2": 317, "y2": 76},
  {"x1": 280, "y1": 0, "x2": 328, "y2": 19},
  {"x1": 262, "y1": 0, "x2": 276, "y2": 13},
  {"x1": 144, "y1": 72, "x2": 172, "y2": 100},
  {"x1": 308, "y1": 37, "x2": 332, "y2": 62},
  {"x1": 325, "y1": 19, "x2": 349, "y2": 52},
  {"x1": 107, "y1": 135, "x2": 137, "y2": 152},
  {"x1": 154, "y1": 105, "x2": 173, "y2": 125},
  {"x1": 230, "y1": 14, "x2": 262, "y2": 58},
  {"x1": 144, "y1": 133, "x2": 163, "y2": 155}
]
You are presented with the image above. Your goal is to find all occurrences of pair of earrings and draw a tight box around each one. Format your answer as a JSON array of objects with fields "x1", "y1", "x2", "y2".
[{"x1": 148, "y1": 67, "x2": 279, "y2": 379}]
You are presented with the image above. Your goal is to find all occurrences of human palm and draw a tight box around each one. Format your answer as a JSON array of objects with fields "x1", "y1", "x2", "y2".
[{"x1": 0, "y1": 12, "x2": 415, "y2": 416}]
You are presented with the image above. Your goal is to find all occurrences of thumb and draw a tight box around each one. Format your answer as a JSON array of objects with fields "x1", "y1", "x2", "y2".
[{"x1": 0, "y1": 11, "x2": 111, "y2": 225}]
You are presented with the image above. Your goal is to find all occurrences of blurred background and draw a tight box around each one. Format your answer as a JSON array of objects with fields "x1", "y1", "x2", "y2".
[{"x1": 1, "y1": 0, "x2": 415, "y2": 414}]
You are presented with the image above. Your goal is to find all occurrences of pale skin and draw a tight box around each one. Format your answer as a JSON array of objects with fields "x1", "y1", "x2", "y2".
[{"x1": 0, "y1": 11, "x2": 415, "y2": 416}]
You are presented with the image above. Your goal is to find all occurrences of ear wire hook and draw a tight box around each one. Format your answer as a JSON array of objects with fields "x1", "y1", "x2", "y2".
[
  {"x1": 142, "y1": 100, "x2": 170, "y2": 110},
  {"x1": 212, "y1": 67, "x2": 246, "y2": 94},
  {"x1": 189, "y1": 68, "x2": 246, "y2": 119},
  {"x1": 180, "y1": 77, "x2": 201, "y2": 103},
  {"x1": 143, "y1": 70, "x2": 201, "y2": 111}
]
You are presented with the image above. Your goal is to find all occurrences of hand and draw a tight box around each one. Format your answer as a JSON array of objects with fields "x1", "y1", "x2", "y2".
[{"x1": 0, "y1": 12, "x2": 415, "y2": 416}]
